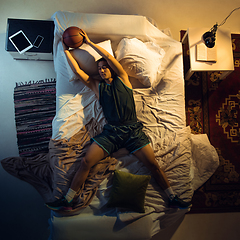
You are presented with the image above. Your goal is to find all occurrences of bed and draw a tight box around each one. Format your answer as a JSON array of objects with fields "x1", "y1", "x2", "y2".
[{"x1": 1, "y1": 11, "x2": 219, "y2": 240}]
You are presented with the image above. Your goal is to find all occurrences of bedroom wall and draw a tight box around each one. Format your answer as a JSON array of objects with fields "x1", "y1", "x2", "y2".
[{"x1": 0, "y1": 1, "x2": 239, "y2": 240}]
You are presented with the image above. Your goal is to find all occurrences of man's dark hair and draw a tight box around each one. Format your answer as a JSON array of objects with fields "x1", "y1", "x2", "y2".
[{"x1": 96, "y1": 57, "x2": 106, "y2": 66}]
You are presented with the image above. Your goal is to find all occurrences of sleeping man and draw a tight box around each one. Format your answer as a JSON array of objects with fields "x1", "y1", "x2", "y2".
[{"x1": 46, "y1": 30, "x2": 191, "y2": 211}]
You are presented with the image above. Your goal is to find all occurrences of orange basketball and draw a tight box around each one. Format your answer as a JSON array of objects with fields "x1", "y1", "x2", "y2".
[{"x1": 63, "y1": 26, "x2": 84, "y2": 48}]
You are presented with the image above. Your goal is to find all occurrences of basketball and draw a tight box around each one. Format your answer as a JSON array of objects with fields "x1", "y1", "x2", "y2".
[{"x1": 63, "y1": 26, "x2": 84, "y2": 48}]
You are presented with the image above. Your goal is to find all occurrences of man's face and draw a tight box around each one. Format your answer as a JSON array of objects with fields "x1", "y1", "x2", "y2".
[{"x1": 98, "y1": 61, "x2": 112, "y2": 80}]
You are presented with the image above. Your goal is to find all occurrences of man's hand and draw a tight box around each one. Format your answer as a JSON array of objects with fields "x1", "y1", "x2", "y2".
[{"x1": 80, "y1": 30, "x2": 91, "y2": 45}]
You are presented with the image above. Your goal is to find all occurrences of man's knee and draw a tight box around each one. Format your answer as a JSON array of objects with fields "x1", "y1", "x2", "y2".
[{"x1": 80, "y1": 156, "x2": 92, "y2": 170}]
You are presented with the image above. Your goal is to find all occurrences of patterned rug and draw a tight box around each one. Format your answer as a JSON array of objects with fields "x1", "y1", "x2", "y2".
[
  {"x1": 181, "y1": 31, "x2": 240, "y2": 213},
  {"x1": 14, "y1": 79, "x2": 56, "y2": 157}
]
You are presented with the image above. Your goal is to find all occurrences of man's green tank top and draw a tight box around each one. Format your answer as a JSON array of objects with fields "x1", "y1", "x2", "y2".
[{"x1": 99, "y1": 76, "x2": 137, "y2": 125}]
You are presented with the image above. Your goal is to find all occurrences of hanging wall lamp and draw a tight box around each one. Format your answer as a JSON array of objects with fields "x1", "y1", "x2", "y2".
[{"x1": 203, "y1": 6, "x2": 240, "y2": 48}]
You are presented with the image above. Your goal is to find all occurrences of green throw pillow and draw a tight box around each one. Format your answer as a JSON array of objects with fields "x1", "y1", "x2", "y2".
[{"x1": 107, "y1": 170, "x2": 151, "y2": 213}]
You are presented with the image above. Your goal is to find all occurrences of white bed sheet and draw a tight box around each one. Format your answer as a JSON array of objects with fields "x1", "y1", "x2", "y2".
[{"x1": 49, "y1": 11, "x2": 219, "y2": 240}]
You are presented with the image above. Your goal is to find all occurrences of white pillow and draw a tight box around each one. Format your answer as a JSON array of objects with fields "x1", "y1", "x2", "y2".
[
  {"x1": 115, "y1": 38, "x2": 165, "y2": 87},
  {"x1": 69, "y1": 40, "x2": 114, "y2": 81}
]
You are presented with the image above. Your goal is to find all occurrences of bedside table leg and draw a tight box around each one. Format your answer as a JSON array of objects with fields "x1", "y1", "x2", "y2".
[{"x1": 185, "y1": 69, "x2": 193, "y2": 80}]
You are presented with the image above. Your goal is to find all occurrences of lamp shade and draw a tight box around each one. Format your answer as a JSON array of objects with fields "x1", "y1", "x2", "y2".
[{"x1": 203, "y1": 31, "x2": 216, "y2": 48}]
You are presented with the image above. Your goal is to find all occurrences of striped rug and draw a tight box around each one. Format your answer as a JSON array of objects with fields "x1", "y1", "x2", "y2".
[{"x1": 14, "y1": 79, "x2": 56, "y2": 157}]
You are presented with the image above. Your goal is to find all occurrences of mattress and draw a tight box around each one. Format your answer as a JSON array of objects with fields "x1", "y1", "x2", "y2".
[
  {"x1": 47, "y1": 11, "x2": 220, "y2": 240},
  {"x1": 46, "y1": 11, "x2": 218, "y2": 239}
]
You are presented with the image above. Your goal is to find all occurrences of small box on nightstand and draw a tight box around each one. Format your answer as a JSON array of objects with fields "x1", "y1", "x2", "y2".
[{"x1": 5, "y1": 18, "x2": 54, "y2": 60}]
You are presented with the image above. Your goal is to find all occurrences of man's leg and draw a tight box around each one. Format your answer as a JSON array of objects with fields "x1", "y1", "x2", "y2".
[
  {"x1": 133, "y1": 144, "x2": 170, "y2": 191},
  {"x1": 133, "y1": 144, "x2": 191, "y2": 209},
  {"x1": 46, "y1": 142, "x2": 108, "y2": 210},
  {"x1": 70, "y1": 142, "x2": 108, "y2": 192}
]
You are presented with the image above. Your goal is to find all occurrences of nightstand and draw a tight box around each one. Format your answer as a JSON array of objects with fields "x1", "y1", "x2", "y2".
[
  {"x1": 5, "y1": 18, "x2": 54, "y2": 60},
  {"x1": 182, "y1": 27, "x2": 234, "y2": 80}
]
